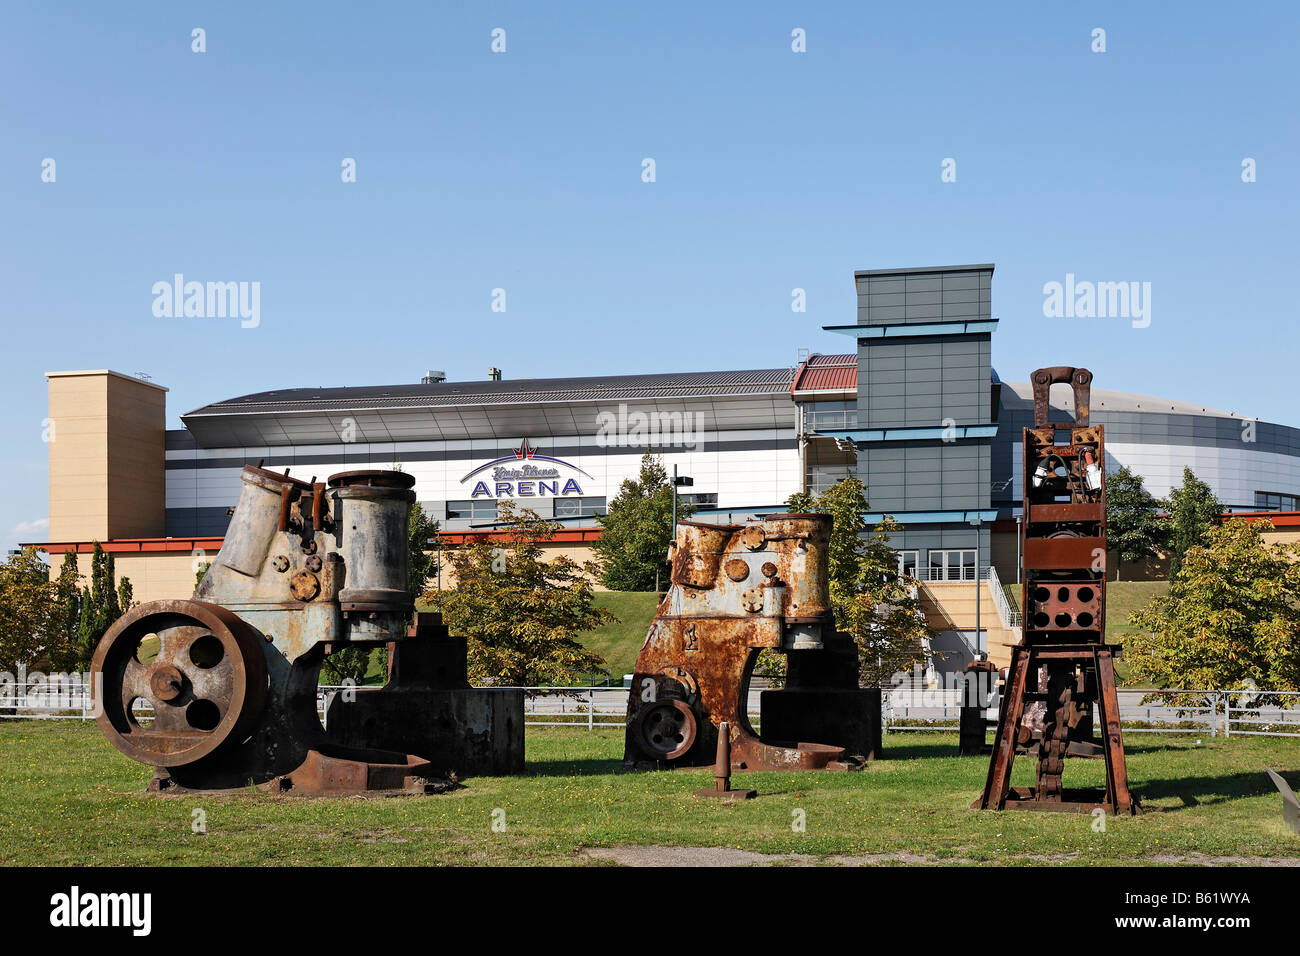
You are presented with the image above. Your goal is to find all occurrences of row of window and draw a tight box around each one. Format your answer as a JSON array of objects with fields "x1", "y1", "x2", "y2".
[
  {"x1": 897, "y1": 549, "x2": 978, "y2": 581},
  {"x1": 1254, "y1": 491, "x2": 1300, "y2": 512},
  {"x1": 443, "y1": 492, "x2": 721, "y2": 522},
  {"x1": 444, "y1": 497, "x2": 608, "y2": 521}
]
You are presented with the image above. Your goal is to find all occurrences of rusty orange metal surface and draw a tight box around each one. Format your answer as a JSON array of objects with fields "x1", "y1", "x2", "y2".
[
  {"x1": 624, "y1": 514, "x2": 880, "y2": 773},
  {"x1": 975, "y1": 366, "x2": 1139, "y2": 815}
]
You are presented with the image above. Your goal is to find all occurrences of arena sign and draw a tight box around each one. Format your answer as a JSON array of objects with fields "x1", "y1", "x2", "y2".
[{"x1": 460, "y1": 439, "x2": 592, "y2": 499}]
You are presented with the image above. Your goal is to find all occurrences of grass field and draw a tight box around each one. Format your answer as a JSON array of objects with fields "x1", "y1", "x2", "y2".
[
  {"x1": 581, "y1": 591, "x2": 659, "y2": 680},
  {"x1": 1, "y1": 721, "x2": 1296, "y2": 866},
  {"x1": 579, "y1": 585, "x2": 1172, "y2": 686}
]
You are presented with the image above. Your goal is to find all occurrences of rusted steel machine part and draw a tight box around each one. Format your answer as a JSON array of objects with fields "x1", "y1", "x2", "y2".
[
  {"x1": 623, "y1": 514, "x2": 880, "y2": 773},
  {"x1": 91, "y1": 464, "x2": 522, "y2": 794},
  {"x1": 693, "y1": 721, "x2": 757, "y2": 800},
  {"x1": 975, "y1": 366, "x2": 1140, "y2": 815}
]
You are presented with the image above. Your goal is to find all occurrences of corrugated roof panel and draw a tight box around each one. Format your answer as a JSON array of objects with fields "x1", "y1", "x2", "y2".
[
  {"x1": 184, "y1": 367, "x2": 795, "y2": 419},
  {"x1": 792, "y1": 353, "x2": 857, "y2": 393}
]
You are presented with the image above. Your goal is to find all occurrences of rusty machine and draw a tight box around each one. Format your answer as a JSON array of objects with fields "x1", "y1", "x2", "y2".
[
  {"x1": 624, "y1": 514, "x2": 881, "y2": 772},
  {"x1": 90, "y1": 465, "x2": 523, "y2": 793},
  {"x1": 975, "y1": 367, "x2": 1139, "y2": 814}
]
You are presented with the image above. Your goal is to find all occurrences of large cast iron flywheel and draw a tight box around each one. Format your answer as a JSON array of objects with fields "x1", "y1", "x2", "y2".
[{"x1": 90, "y1": 600, "x2": 267, "y2": 768}]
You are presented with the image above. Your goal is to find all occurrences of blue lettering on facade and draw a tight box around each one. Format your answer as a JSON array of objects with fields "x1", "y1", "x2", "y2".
[{"x1": 471, "y1": 481, "x2": 491, "y2": 498}]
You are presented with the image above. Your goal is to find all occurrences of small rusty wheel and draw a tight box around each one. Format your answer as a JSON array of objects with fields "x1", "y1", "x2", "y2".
[
  {"x1": 91, "y1": 600, "x2": 267, "y2": 768},
  {"x1": 634, "y1": 699, "x2": 697, "y2": 760}
]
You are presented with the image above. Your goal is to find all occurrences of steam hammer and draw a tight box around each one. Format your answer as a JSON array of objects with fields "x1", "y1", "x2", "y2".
[{"x1": 624, "y1": 514, "x2": 881, "y2": 772}]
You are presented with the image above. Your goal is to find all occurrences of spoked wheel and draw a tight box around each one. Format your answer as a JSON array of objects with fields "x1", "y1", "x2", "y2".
[
  {"x1": 633, "y1": 699, "x2": 697, "y2": 760},
  {"x1": 90, "y1": 600, "x2": 267, "y2": 768}
]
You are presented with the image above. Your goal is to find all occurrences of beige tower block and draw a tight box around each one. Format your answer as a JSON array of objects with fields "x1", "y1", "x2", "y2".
[{"x1": 46, "y1": 370, "x2": 167, "y2": 543}]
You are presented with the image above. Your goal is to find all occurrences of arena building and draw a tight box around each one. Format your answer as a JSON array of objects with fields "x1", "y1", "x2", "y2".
[{"x1": 31, "y1": 264, "x2": 1300, "y2": 670}]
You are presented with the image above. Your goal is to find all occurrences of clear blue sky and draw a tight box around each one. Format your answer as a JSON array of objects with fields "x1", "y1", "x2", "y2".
[{"x1": 2, "y1": 1, "x2": 1297, "y2": 553}]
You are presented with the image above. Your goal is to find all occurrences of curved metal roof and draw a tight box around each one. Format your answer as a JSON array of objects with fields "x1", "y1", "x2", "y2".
[
  {"x1": 184, "y1": 367, "x2": 795, "y2": 419},
  {"x1": 1001, "y1": 382, "x2": 1242, "y2": 419}
]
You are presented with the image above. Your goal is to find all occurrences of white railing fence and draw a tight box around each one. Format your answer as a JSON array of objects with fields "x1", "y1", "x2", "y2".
[
  {"x1": 883, "y1": 687, "x2": 1300, "y2": 738},
  {"x1": 983, "y1": 565, "x2": 1022, "y2": 629},
  {"x1": 6, "y1": 682, "x2": 1296, "y2": 739}
]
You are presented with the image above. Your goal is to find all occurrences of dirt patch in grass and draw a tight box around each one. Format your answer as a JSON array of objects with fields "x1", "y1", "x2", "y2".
[
  {"x1": 1147, "y1": 852, "x2": 1300, "y2": 867},
  {"x1": 583, "y1": 845, "x2": 1300, "y2": 867},
  {"x1": 580, "y1": 846, "x2": 959, "y2": 866}
]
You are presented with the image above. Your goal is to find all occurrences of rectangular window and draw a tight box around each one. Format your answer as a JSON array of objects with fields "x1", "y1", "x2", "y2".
[
  {"x1": 805, "y1": 401, "x2": 858, "y2": 431},
  {"x1": 897, "y1": 550, "x2": 919, "y2": 578},
  {"x1": 554, "y1": 496, "x2": 607, "y2": 518},
  {"x1": 680, "y1": 493, "x2": 718, "y2": 508},
  {"x1": 445, "y1": 500, "x2": 498, "y2": 521},
  {"x1": 1255, "y1": 491, "x2": 1300, "y2": 512}
]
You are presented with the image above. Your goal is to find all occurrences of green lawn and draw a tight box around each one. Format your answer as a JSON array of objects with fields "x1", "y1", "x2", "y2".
[
  {"x1": 1, "y1": 721, "x2": 1296, "y2": 866},
  {"x1": 1105, "y1": 581, "x2": 1170, "y2": 642},
  {"x1": 578, "y1": 591, "x2": 659, "y2": 680}
]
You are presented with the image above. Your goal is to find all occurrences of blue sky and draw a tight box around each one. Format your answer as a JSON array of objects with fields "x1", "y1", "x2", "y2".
[{"x1": 2, "y1": 1, "x2": 1297, "y2": 553}]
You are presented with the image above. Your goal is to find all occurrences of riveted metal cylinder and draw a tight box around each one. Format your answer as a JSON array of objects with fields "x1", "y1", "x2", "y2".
[
  {"x1": 670, "y1": 521, "x2": 737, "y2": 588},
  {"x1": 765, "y1": 513, "x2": 832, "y2": 621},
  {"x1": 218, "y1": 466, "x2": 312, "y2": 576},
  {"x1": 328, "y1": 470, "x2": 416, "y2": 613}
]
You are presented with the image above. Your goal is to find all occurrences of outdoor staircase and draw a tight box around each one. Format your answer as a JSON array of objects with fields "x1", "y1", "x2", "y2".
[{"x1": 918, "y1": 578, "x2": 1021, "y2": 671}]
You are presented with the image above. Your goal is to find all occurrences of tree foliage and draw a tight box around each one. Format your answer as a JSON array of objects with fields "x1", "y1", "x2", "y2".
[
  {"x1": 75, "y1": 542, "x2": 125, "y2": 667},
  {"x1": 0, "y1": 549, "x2": 57, "y2": 673},
  {"x1": 429, "y1": 502, "x2": 613, "y2": 686},
  {"x1": 783, "y1": 478, "x2": 930, "y2": 687},
  {"x1": 1127, "y1": 518, "x2": 1300, "y2": 698},
  {"x1": 407, "y1": 502, "x2": 441, "y2": 607},
  {"x1": 0, "y1": 545, "x2": 132, "y2": 672},
  {"x1": 46, "y1": 552, "x2": 84, "y2": 673},
  {"x1": 595, "y1": 452, "x2": 693, "y2": 592},
  {"x1": 320, "y1": 645, "x2": 382, "y2": 685},
  {"x1": 1105, "y1": 465, "x2": 1168, "y2": 580},
  {"x1": 1163, "y1": 466, "x2": 1221, "y2": 576}
]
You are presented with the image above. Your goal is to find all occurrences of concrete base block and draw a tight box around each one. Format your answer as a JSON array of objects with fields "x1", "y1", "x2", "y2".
[
  {"x1": 760, "y1": 687, "x2": 883, "y2": 761},
  {"x1": 326, "y1": 687, "x2": 525, "y2": 776}
]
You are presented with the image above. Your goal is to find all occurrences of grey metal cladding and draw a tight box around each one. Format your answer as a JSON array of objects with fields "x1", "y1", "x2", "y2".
[{"x1": 166, "y1": 506, "x2": 235, "y2": 537}]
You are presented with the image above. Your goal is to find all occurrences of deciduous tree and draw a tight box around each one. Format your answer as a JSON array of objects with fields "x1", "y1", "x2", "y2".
[
  {"x1": 1128, "y1": 518, "x2": 1300, "y2": 699},
  {"x1": 430, "y1": 502, "x2": 612, "y2": 686},
  {"x1": 407, "y1": 502, "x2": 440, "y2": 606},
  {"x1": 1163, "y1": 466, "x2": 1221, "y2": 576},
  {"x1": 0, "y1": 549, "x2": 56, "y2": 673},
  {"x1": 595, "y1": 452, "x2": 692, "y2": 591},
  {"x1": 1105, "y1": 465, "x2": 1168, "y2": 580}
]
